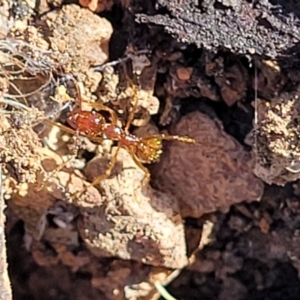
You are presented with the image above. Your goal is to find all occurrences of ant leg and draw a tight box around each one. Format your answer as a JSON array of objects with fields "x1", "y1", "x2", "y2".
[
  {"x1": 44, "y1": 119, "x2": 104, "y2": 144},
  {"x1": 86, "y1": 102, "x2": 118, "y2": 125},
  {"x1": 127, "y1": 149, "x2": 151, "y2": 203},
  {"x1": 143, "y1": 134, "x2": 196, "y2": 144},
  {"x1": 128, "y1": 149, "x2": 151, "y2": 187},
  {"x1": 39, "y1": 120, "x2": 104, "y2": 190},
  {"x1": 39, "y1": 147, "x2": 79, "y2": 190},
  {"x1": 125, "y1": 76, "x2": 139, "y2": 132},
  {"x1": 67, "y1": 75, "x2": 84, "y2": 110},
  {"x1": 71, "y1": 77, "x2": 119, "y2": 128},
  {"x1": 38, "y1": 129, "x2": 81, "y2": 191},
  {"x1": 72, "y1": 144, "x2": 121, "y2": 199},
  {"x1": 44, "y1": 119, "x2": 81, "y2": 135}
]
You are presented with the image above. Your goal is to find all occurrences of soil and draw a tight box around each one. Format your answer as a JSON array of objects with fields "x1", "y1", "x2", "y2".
[{"x1": 2, "y1": 0, "x2": 300, "y2": 300}]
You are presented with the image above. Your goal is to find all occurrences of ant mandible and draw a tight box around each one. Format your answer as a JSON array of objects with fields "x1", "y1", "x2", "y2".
[{"x1": 45, "y1": 75, "x2": 195, "y2": 198}]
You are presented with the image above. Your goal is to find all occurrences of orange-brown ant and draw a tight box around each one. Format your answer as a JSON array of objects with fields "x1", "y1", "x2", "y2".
[{"x1": 43, "y1": 76, "x2": 195, "y2": 198}]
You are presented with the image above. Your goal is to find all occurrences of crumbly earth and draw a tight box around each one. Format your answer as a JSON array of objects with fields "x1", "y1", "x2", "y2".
[
  {"x1": 41, "y1": 4, "x2": 113, "y2": 89},
  {"x1": 80, "y1": 148, "x2": 188, "y2": 269},
  {"x1": 136, "y1": 0, "x2": 300, "y2": 59},
  {"x1": 251, "y1": 90, "x2": 300, "y2": 185}
]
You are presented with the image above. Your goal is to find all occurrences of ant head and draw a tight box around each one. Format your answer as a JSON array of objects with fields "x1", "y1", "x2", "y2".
[{"x1": 136, "y1": 138, "x2": 163, "y2": 164}]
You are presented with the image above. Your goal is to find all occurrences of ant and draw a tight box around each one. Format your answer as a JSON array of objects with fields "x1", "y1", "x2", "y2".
[{"x1": 44, "y1": 75, "x2": 195, "y2": 199}]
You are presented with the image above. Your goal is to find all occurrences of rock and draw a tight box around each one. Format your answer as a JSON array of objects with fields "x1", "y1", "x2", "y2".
[
  {"x1": 79, "y1": 148, "x2": 188, "y2": 269},
  {"x1": 152, "y1": 111, "x2": 264, "y2": 218},
  {"x1": 42, "y1": 4, "x2": 113, "y2": 85}
]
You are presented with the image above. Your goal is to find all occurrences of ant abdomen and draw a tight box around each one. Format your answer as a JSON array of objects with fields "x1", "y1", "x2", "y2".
[{"x1": 134, "y1": 138, "x2": 163, "y2": 164}]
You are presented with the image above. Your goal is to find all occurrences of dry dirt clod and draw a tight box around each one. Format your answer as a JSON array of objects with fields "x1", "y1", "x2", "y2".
[
  {"x1": 0, "y1": 111, "x2": 44, "y2": 185},
  {"x1": 176, "y1": 67, "x2": 193, "y2": 81},
  {"x1": 214, "y1": 62, "x2": 248, "y2": 107},
  {"x1": 79, "y1": 0, "x2": 114, "y2": 13},
  {"x1": 89, "y1": 259, "x2": 154, "y2": 299},
  {"x1": 6, "y1": 171, "x2": 59, "y2": 240},
  {"x1": 249, "y1": 89, "x2": 300, "y2": 185},
  {"x1": 42, "y1": 4, "x2": 113, "y2": 88},
  {"x1": 0, "y1": 0, "x2": 13, "y2": 37},
  {"x1": 152, "y1": 111, "x2": 264, "y2": 218},
  {"x1": 253, "y1": 58, "x2": 284, "y2": 100},
  {"x1": 79, "y1": 147, "x2": 188, "y2": 269},
  {"x1": 162, "y1": 63, "x2": 220, "y2": 115}
]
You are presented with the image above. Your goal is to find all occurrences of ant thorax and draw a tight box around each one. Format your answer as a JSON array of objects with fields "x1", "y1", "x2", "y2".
[{"x1": 67, "y1": 109, "x2": 105, "y2": 136}]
